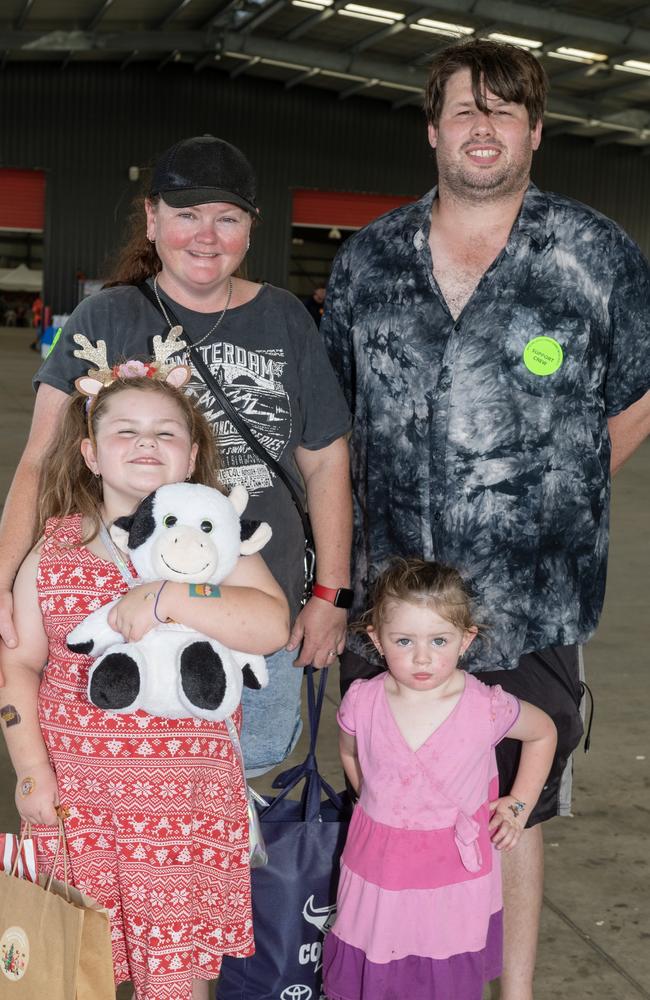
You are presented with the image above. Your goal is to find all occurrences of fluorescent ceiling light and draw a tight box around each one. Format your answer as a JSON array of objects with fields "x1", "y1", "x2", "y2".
[
  {"x1": 339, "y1": 9, "x2": 394, "y2": 23},
  {"x1": 292, "y1": 1, "x2": 327, "y2": 8},
  {"x1": 339, "y1": 3, "x2": 404, "y2": 23},
  {"x1": 547, "y1": 51, "x2": 590, "y2": 64},
  {"x1": 410, "y1": 17, "x2": 473, "y2": 38},
  {"x1": 488, "y1": 31, "x2": 542, "y2": 49},
  {"x1": 553, "y1": 46, "x2": 607, "y2": 62},
  {"x1": 345, "y1": 2, "x2": 404, "y2": 17},
  {"x1": 614, "y1": 59, "x2": 650, "y2": 75}
]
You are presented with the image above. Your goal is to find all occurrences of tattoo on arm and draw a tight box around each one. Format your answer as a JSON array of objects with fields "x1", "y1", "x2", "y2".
[
  {"x1": 189, "y1": 584, "x2": 221, "y2": 598},
  {"x1": 0, "y1": 704, "x2": 22, "y2": 727}
]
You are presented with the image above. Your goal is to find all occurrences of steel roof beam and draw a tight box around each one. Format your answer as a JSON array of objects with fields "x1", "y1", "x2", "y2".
[
  {"x1": 86, "y1": 0, "x2": 114, "y2": 31},
  {"x1": 592, "y1": 73, "x2": 650, "y2": 104},
  {"x1": 348, "y1": 7, "x2": 433, "y2": 56},
  {"x1": 194, "y1": 51, "x2": 219, "y2": 71},
  {"x1": 285, "y1": 65, "x2": 320, "y2": 89},
  {"x1": 284, "y1": 1, "x2": 345, "y2": 42},
  {"x1": 339, "y1": 77, "x2": 377, "y2": 99},
  {"x1": 238, "y1": 0, "x2": 288, "y2": 34},
  {"x1": 15, "y1": 0, "x2": 35, "y2": 31},
  {"x1": 156, "y1": 0, "x2": 195, "y2": 30},
  {"x1": 547, "y1": 49, "x2": 650, "y2": 97},
  {"x1": 157, "y1": 49, "x2": 182, "y2": 70},
  {"x1": 410, "y1": 0, "x2": 650, "y2": 52},
  {"x1": 200, "y1": 0, "x2": 242, "y2": 31},
  {"x1": 230, "y1": 54, "x2": 259, "y2": 76},
  {"x1": 0, "y1": 27, "x2": 641, "y2": 122},
  {"x1": 616, "y1": 3, "x2": 650, "y2": 19},
  {"x1": 6, "y1": 22, "x2": 650, "y2": 142}
]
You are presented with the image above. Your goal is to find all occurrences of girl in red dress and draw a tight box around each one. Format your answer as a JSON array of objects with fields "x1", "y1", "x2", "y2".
[{"x1": 0, "y1": 373, "x2": 289, "y2": 1000}]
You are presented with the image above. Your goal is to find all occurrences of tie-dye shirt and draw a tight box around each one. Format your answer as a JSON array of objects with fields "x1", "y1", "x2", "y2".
[{"x1": 322, "y1": 184, "x2": 650, "y2": 670}]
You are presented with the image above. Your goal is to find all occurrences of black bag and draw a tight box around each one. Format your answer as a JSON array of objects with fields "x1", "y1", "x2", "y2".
[{"x1": 217, "y1": 668, "x2": 353, "y2": 1000}]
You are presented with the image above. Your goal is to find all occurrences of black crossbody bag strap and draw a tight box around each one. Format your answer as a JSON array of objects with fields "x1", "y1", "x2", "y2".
[{"x1": 137, "y1": 281, "x2": 316, "y2": 602}]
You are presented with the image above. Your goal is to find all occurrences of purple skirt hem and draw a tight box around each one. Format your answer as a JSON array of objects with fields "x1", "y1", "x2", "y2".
[{"x1": 323, "y1": 909, "x2": 502, "y2": 1000}]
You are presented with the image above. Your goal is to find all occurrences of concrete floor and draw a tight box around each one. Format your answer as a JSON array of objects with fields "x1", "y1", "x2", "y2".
[{"x1": 0, "y1": 326, "x2": 648, "y2": 999}]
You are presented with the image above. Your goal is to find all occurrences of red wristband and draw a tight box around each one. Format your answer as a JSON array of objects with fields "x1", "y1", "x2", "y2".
[{"x1": 312, "y1": 582, "x2": 354, "y2": 609}]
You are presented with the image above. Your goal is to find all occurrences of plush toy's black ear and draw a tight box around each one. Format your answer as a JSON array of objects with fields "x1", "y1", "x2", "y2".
[
  {"x1": 113, "y1": 514, "x2": 135, "y2": 533},
  {"x1": 126, "y1": 492, "x2": 157, "y2": 549},
  {"x1": 240, "y1": 518, "x2": 262, "y2": 542}
]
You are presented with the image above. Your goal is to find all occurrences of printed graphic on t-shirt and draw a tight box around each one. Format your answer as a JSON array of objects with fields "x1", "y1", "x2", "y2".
[{"x1": 182, "y1": 341, "x2": 292, "y2": 495}]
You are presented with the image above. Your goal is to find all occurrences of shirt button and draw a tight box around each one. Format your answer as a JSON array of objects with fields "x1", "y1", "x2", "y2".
[{"x1": 433, "y1": 512, "x2": 442, "y2": 522}]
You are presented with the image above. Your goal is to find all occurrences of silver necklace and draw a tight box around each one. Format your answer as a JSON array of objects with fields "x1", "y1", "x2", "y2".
[{"x1": 153, "y1": 273, "x2": 233, "y2": 348}]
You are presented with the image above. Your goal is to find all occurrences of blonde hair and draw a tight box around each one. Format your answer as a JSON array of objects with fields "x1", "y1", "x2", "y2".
[
  {"x1": 362, "y1": 557, "x2": 478, "y2": 634},
  {"x1": 37, "y1": 377, "x2": 222, "y2": 545}
]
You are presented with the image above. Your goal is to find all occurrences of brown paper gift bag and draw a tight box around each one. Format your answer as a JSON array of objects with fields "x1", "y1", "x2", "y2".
[{"x1": 0, "y1": 819, "x2": 114, "y2": 999}]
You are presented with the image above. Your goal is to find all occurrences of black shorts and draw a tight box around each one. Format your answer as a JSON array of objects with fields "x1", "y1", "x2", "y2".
[{"x1": 339, "y1": 644, "x2": 584, "y2": 827}]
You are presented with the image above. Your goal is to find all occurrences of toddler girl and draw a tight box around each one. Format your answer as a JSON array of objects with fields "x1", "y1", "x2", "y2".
[
  {"x1": 323, "y1": 558, "x2": 556, "y2": 1000},
  {"x1": 0, "y1": 361, "x2": 289, "y2": 1000}
]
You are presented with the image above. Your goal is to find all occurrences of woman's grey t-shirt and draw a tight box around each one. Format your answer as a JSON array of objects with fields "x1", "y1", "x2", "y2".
[{"x1": 36, "y1": 282, "x2": 351, "y2": 617}]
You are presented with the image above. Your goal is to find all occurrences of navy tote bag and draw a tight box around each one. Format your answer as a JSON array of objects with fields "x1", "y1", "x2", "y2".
[{"x1": 217, "y1": 667, "x2": 352, "y2": 1000}]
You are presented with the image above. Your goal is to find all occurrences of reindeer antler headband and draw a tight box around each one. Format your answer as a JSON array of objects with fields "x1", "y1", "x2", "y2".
[{"x1": 73, "y1": 325, "x2": 191, "y2": 398}]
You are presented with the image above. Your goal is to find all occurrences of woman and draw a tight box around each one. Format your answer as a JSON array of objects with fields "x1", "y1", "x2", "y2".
[{"x1": 0, "y1": 135, "x2": 352, "y2": 774}]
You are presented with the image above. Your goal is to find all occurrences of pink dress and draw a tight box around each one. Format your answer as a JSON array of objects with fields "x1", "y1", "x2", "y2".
[
  {"x1": 323, "y1": 672, "x2": 520, "y2": 1000},
  {"x1": 31, "y1": 516, "x2": 254, "y2": 1000}
]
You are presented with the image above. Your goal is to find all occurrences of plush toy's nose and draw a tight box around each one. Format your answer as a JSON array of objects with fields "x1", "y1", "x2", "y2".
[{"x1": 154, "y1": 526, "x2": 217, "y2": 578}]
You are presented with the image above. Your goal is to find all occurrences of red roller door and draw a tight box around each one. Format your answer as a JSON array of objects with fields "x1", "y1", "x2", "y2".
[
  {"x1": 292, "y1": 188, "x2": 416, "y2": 230},
  {"x1": 0, "y1": 169, "x2": 46, "y2": 231}
]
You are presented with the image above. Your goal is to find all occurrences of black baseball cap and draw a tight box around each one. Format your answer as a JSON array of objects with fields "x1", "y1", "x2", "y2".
[{"x1": 150, "y1": 135, "x2": 258, "y2": 215}]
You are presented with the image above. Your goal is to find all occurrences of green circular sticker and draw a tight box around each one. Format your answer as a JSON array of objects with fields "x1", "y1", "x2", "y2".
[{"x1": 522, "y1": 336, "x2": 563, "y2": 376}]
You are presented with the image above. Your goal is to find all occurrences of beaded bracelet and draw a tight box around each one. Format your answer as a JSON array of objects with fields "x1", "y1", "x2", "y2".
[{"x1": 153, "y1": 582, "x2": 169, "y2": 624}]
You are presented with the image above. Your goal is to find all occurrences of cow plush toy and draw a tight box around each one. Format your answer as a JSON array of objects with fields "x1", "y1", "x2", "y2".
[{"x1": 67, "y1": 482, "x2": 272, "y2": 722}]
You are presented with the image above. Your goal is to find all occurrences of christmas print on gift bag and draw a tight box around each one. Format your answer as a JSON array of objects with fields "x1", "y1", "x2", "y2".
[
  {"x1": 0, "y1": 819, "x2": 113, "y2": 999},
  {"x1": 218, "y1": 668, "x2": 353, "y2": 1000}
]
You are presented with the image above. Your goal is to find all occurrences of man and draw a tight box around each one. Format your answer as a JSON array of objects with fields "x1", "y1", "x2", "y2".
[
  {"x1": 302, "y1": 284, "x2": 327, "y2": 327},
  {"x1": 321, "y1": 38, "x2": 650, "y2": 1000}
]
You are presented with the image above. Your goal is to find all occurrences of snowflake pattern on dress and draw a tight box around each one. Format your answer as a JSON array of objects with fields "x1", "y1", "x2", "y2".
[{"x1": 30, "y1": 516, "x2": 253, "y2": 1000}]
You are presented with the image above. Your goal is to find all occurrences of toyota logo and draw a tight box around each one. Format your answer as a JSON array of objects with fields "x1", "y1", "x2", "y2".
[{"x1": 280, "y1": 986, "x2": 313, "y2": 1000}]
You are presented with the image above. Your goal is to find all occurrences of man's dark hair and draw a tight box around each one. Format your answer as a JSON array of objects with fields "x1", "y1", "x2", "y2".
[{"x1": 423, "y1": 38, "x2": 548, "y2": 129}]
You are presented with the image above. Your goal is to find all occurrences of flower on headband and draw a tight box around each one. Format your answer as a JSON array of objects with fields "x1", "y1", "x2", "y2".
[{"x1": 114, "y1": 360, "x2": 156, "y2": 380}]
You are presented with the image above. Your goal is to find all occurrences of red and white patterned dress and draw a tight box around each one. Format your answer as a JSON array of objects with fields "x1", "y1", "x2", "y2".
[{"x1": 31, "y1": 515, "x2": 253, "y2": 1000}]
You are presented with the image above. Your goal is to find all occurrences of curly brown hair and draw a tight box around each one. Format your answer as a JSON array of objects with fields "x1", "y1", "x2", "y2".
[
  {"x1": 423, "y1": 38, "x2": 548, "y2": 129},
  {"x1": 37, "y1": 377, "x2": 222, "y2": 546},
  {"x1": 103, "y1": 192, "x2": 163, "y2": 288},
  {"x1": 361, "y1": 557, "x2": 479, "y2": 635}
]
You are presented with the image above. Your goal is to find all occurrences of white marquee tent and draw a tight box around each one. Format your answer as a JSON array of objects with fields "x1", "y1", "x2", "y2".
[{"x1": 0, "y1": 264, "x2": 43, "y2": 292}]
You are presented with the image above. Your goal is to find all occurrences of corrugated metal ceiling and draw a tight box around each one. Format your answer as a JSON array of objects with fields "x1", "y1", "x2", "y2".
[{"x1": 4, "y1": 0, "x2": 650, "y2": 149}]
